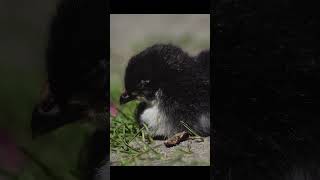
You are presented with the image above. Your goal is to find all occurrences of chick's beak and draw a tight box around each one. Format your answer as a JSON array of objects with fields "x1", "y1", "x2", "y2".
[{"x1": 120, "y1": 91, "x2": 136, "y2": 105}]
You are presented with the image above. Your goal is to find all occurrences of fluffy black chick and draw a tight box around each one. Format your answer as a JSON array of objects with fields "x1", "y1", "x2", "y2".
[
  {"x1": 31, "y1": 0, "x2": 108, "y2": 180},
  {"x1": 32, "y1": 0, "x2": 108, "y2": 137},
  {"x1": 120, "y1": 44, "x2": 210, "y2": 138}
]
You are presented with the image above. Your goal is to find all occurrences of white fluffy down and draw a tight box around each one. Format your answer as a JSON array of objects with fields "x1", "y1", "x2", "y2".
[{"x1": 139, "y1": 102, "x2": 173, "y2": 137}]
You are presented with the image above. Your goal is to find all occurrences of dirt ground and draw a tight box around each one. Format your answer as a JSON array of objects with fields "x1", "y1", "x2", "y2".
[{"x1": 110, "y1": 137, "x2": 210, "y2": 166}]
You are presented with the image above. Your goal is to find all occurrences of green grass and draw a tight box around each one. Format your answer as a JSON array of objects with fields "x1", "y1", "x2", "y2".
[
  {"x1": 110, "y1": 88, "x2": 186, "y2": 165},
  {"x1": 110, "y1": 96, "x2": 156, "y2": 165}
]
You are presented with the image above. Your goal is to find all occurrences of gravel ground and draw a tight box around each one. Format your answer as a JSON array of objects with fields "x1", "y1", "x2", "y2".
[{"x1": 111, "y1": 137, "x2": 210, "y2": 166}]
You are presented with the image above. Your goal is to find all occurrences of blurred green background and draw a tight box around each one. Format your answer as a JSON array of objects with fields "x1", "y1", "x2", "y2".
[{"x1": 0, "y1": 1, "x2": 95, "y2": 179}]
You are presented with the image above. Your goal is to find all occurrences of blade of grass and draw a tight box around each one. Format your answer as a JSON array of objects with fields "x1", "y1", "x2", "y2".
[
  {"x1": 180, "y1": 121, "x2": 204, "y2": 141},
  {"x1": 128, "y1": 126, "x2": 145, "y2": 144}
]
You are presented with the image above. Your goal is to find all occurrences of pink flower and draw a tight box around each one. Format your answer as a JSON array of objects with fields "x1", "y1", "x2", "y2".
[
  {"x1": 0, "y1": 130, "x2": 26, "y2": 174},
  {"x1": 110, "y1": 103, "x2": 118, "y2": 117}
]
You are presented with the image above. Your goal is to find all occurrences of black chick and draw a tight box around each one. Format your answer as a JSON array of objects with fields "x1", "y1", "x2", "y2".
[
  {"x1": 120, "y1": 44, "x2": 210, "y2": 139},
  {"x1": 32, "y1": 0, "x2": 108, "y2": 137},
  {"x1": 31, "y1": 0, "x2": 108, "y2": 180}
]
